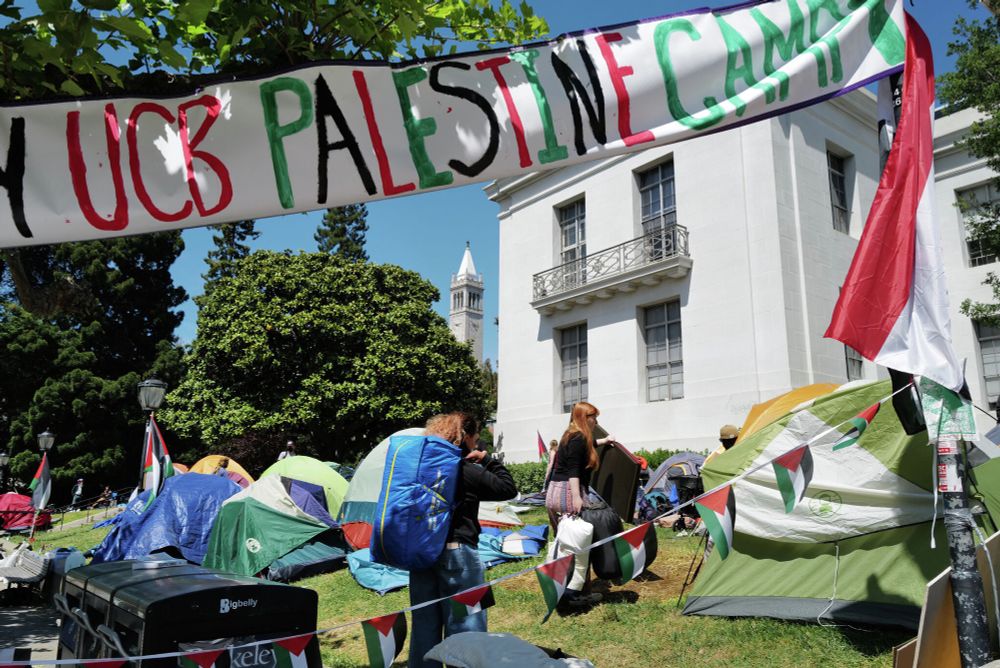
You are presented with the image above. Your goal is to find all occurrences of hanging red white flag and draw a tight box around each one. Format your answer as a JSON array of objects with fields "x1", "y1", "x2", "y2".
[{"x1": 825, "y1": 14, "x2": 963, "y2": 391}]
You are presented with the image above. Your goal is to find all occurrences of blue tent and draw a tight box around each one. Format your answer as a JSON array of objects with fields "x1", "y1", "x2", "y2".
[{"x1": 90, "y1": 473, "x2": 240, "y2": 564}]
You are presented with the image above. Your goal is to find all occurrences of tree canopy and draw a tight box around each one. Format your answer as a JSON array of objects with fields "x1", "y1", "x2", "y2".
[
  {"x1": 160, "y1": 251, "x2": 488, "y2": 463},
  {"x1": 939, "y1": 3, "x2": 1000, "y2": 323},
  {"x1": 315, "y1": 205, "x2": 369, "y2": 261}
]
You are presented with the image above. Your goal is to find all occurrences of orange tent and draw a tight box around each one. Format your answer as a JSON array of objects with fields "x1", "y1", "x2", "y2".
[{"x1": 736, "y1": 383, "x2": 838, "y2": 443}]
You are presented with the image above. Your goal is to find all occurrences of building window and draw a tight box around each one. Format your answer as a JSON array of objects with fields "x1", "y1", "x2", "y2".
[
  {"x1": 638, "y1": 162, "x2": 676, "y2": 260},
  {"x1": 960, "y1": 182, "x2": 1000, "y2": 267},
  {"x1": 828, "y1": 151, "x2": 851, "y2": 234},
  {"x1": 643, "y1": 301, "x2": 683, "y2": 401},
  {"x1": 559, "y1": 323, "x2": 588, "y2": 412},
  {"x1": 977, "y1": 321, "x2": 1000, "y2": 409},
  {"x1": 845, "y1": 345, "x2": 864, "y2": 381},
  {"x1": 558, "y1": 200, "x2": 586, "y2": 288}
]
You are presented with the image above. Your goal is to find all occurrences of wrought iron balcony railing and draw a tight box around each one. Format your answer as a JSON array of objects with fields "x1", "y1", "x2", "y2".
[{"x1": 532, "y1": 224, "x2": 690, "y2": 302}]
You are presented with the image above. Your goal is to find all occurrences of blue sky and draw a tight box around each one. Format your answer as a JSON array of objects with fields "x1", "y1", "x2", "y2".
[{"x1": 169, "y1": 0, "x2": 991, "y2": 365}]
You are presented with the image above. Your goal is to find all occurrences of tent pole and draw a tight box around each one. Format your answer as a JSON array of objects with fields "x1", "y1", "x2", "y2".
[{"x1": 939, "y1": 436, "x2": 992, "y2": 667}]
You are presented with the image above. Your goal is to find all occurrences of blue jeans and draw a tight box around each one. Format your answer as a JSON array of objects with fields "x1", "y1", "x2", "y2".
[{"x1": 408, "y1": 543, "x2": 487, "y2": 668}]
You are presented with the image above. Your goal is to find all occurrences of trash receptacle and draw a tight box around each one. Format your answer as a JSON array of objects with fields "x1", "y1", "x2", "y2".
[
  {"x1": 43, "y1": 547, "x2": 86, "y2": 605},
  {"x1": 59, "y1": 560, "x2": 320, "y2": 667}
]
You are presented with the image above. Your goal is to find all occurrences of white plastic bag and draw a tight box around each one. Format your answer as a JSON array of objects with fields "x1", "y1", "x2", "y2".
[{"x1": 548, "y1": 515, "x2": 593, "y2": 591}]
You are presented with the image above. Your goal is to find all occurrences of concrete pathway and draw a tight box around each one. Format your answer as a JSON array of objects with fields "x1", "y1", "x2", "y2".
[{"x1": 0, "y1": 600, "x2": 59, "y2": 660}]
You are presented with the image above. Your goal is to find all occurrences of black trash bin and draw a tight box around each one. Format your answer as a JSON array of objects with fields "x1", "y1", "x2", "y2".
[{"x1": 57, "y1": 561, "x2": 320, "y2": 667}]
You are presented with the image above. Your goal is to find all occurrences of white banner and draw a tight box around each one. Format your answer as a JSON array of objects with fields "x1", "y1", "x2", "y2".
[{"x1": 0, "y1": 0, "x2": 905, "y2": 247}]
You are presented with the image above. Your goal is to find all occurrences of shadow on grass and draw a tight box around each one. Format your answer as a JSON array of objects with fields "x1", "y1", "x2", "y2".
[{"x1": 833, "y1": 625, "x2": 912, "y2": 657}]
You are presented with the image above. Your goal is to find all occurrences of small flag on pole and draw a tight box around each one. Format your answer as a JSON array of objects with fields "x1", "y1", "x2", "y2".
[
  {"x1": 772, "y1": 445, "x2": 814, "y2": 513},
  {"x1": 613, "y1": 522, "x2": 653, "y2": 585},
  {"x1": 537, "y1": 431, "x2": 548, "y2": 461},
  {"x1": 362, "y1": 613, "x2": 407, "y2": 668},
  {"x1": 832, "y1": 403, "x2": 880, "y2": 451},
  {"x1": 449, "y1": 584, "x2": 496, "y2": 620},
  {"x1": 29, "y1": 452, "x2": 51, "y2": 511},
  {"x1": 536, "y1": 554, "x2": 574, "y2": 622},
  {"x1": 695, "y1": 485, "x2": 737, "y2": 560},
  {"x1": 141, "y1": 415, "x2": 176, "y2": 504}
]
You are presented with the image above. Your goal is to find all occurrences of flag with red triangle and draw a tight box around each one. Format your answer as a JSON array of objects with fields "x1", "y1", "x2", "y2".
[
  {"x1": 613, "y1": 522, "x2": 653, "y2": 585},
  {"x1": 536, "y1": 553, "x2": 574, "y2": 622},
  {"x1": 273, "y1": 634, "x2": 314, "y2": 668},
  {"x1": 537, "y1": 431, "x2": 548, "y2": 461},
  {"x1": 695, "y1": 485, "x2": 736, "y2": 560},
  {"x1": 362, "y1": 613, "x2": 406, "y2": 668},
  {"x1": 178, "y1": 649, "x2": 226, "y2": 668},
  {"x1": 832, "y1": 402, "x2": 880, "y2": 451},
  {"x1": 772, "y1": 445, "x2": 814, "y2": 513},
  {"x1": 29, "y1": 452, "x2": 51, "y2": 511},
  {"x1": 141, "y1": 415, "x2": 175, "y2": 504},
  {"x1": 449, "y1": 584, "x2": 496, "y2": 621}
]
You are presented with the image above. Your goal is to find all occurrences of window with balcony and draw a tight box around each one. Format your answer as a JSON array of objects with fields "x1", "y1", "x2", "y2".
[
  {"x1": 845, "y1": 345, "x2": 864, "y2": 381},
  {"x1": 644, "y1": 301, "x2": 683, "y2": 401},
  {"x1": 559, "y1": 323, "x2": 588, "y2": 412},
  {"x1": 827, "y1": 151, "x2": 851, "y2": 234},
  {"x1": 977, "y1": 321, "x2": 1000, "y2": 409},
  {"x1": 960, "y1": 182, "x2": 1000, "y2": 267},
  {"x1": 639, "y1": 162, "x2": 676, "y2": 260}
]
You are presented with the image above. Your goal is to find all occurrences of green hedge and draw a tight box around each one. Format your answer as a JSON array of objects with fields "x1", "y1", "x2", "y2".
[
  {"x1": 506, "y1": 448, "x2": 707, "y2": 495},
  {"x1": 507, "y1": 461, "x2": 548, "y2": 494}
]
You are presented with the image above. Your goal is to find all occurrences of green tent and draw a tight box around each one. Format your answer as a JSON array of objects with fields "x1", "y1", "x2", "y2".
[
  {"x1": 260, "y1": 455, "x2": 349, "y2": 517},
  {"x1": 684, "y1": 380, "x2": 998, "y2": 629},
  {"x1": 204, "y1": 476, "x2": 330, "y2": 576}
]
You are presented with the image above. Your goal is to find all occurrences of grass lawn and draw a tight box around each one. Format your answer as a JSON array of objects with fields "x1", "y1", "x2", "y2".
[{"x1": 20, "y1": 508, "x2": 909, "y2": 667}]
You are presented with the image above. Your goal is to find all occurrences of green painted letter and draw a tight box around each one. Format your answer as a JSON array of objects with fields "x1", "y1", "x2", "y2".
[
  {"x1": 392, "y1": 67, "x2": 453, "y2": 189},
  {"x1": 260, "y1": 77, "x2": 313, "y2": 209},
  {"x1": 652, "y1": 19, "x2": 725, "y2": 131},
  {"x1": 510, "y1": 50, "x2": 568, "y2": 165}
]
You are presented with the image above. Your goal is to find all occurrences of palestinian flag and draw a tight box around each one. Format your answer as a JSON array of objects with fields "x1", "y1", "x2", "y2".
[
  {"x1": 537, "y1": 431, "x2": 548, "y2": 461},
  {"x1": 613, "y1": 522, "x2": 652, "y2": 585},
  {"x1": 362, "y1": 613, "x2": 406, "y2": 668},
  {"x1": 29, "y1": 452, "x2": 51, "y2": 511},
  {"x1": 179, "y1": 649, "x2": 225, "y2": 668},
  {"x1": 536, "y1": 553, "x2": 574, "y2": 622},
  {"x1": 773, "y1": 445, "x2": 814, "y2": 513},
  {"x1": 832, "y1": 402, "x2": 880, "y2": 451},
  {"x1": 695, "y1": 485, "x2": 736, "y2": 560},
  {"x1": 272, "y1": 634, "x2": 314, "y2": 668},
  {"x1": 141, "y1": 415, "x2": 175, "y2": 502},
  {"x1": 449, "y1": 584, "x2": 496, "y2": 620}
]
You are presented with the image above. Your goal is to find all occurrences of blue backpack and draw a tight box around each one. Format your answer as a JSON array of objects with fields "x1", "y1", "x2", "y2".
[{"x1": 371, "y1": 434, "x2": 462, "y2": 570}]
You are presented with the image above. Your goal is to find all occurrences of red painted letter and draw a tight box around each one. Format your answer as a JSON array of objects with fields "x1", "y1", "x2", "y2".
[
  {"x1": 476, "y1": 56, "x2": 533, "y2": 168},
  {"x1": 67, "y1": 104, "x2": 129, "y2": 231},
  {"x1": 595, "y1": 32, "x2": 654, "y2": 147},
  {"x1": 127, "y1": 103, "x2": 193, "y2": 222},
  {"x1": 177, "y1": 96, "x2": 233, "y2": 217},
  {"x1": 352, "y1": 70, "x2": 415, "y2": 196}
]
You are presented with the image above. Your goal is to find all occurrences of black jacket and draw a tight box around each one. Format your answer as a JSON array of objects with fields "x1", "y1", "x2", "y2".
[{"x1": 447, "y1": 454, "x2": 517, "y2": 547}]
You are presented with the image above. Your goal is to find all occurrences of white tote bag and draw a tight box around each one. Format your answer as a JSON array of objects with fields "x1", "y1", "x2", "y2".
[{"x1": 548, "y1": 515, "x2": 593, "y2": 591}]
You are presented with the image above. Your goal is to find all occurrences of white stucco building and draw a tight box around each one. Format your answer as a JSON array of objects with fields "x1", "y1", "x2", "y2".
[
  {"x1": 449, "y1": 243, "x2": 485, "y2": 363},
  {"x1": 487, "y1": 92, "x2": 998, "y2": 461}
]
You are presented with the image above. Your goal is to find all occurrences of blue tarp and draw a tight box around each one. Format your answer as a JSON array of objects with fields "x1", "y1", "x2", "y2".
[
  {"x1": 347, "y1": 525, "x2": 550, "y2": 594},
  {"x1": 90, "y1": 474, "x2": 240, "y2": 564}
]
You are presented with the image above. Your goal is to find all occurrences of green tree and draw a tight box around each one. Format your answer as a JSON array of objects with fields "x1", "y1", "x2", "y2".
[
  {"x1": 160, "y1": 252, "x2": 488, "y2": 462},
  {"x1": 938, "y1": 3, "x2": 1000, "y2": 322},
  {"x1": 204, "y1": 221, "x2": 260, "y2": 284},
  {"x1": 315, "y1": 205, "x2": 369, "y2": 260}
]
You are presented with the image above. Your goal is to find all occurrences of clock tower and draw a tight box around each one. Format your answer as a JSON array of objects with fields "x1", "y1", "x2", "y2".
[{"x1": 449, "y1": 242, "x2": 484, "y2": 362}]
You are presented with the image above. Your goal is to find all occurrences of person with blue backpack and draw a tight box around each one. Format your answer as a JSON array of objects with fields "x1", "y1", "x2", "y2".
[{"x1": 407, "y1": 412, "x2": 517, "y2": 668}]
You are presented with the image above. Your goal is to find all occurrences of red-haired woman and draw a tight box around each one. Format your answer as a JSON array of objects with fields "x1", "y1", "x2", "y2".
[{"x1": 544, "y1": 401, "x2": 614, "y2": 606}]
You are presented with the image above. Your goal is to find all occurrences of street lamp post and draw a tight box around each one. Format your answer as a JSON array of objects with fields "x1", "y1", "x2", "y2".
[
  {"x1": 135, "y1": 379, "x2": 167, "y2": 494},
  {"x1": 0, "y1": 451, "x2": 9, "y2": 493}
]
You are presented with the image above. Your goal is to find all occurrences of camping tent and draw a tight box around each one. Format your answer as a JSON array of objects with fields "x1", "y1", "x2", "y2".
[
  {"x1": 261, "y1": 455, "x2": 349, "y2": 518},
  {"x1": 189, "y1": 454, "x2": 254, "y2": 488},
  {"x1": 90, "y1": 473, "x2": 240, "y2": 564},
  {"x1": 0, "y1": 493, "x2": 50, "y2": 531},
  {"x1": 683, "y1": 380, "x2": 999, "y2": 630},
  {"x1": 644, "y1": 451, "x2": 705, "y2": 496},
  {"x1": 338, "y1": 428, "x2": 424, "y2": 549},
  {"x1": 736, "y1": 383, "x2": 838, "y2": 443},
  {"x1": 203, "y1": 475, "x2": 343, "y2": 578}
]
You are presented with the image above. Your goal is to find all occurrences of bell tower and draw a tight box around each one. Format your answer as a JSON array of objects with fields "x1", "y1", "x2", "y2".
[{"x1": 449, "y1": 242, "x2": 484, "y2": 362}]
